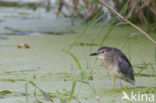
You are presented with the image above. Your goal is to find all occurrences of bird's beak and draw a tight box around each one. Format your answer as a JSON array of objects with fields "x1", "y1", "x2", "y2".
[{"x1": 90, "y1": 52, "x2": 99, "y2": 56}]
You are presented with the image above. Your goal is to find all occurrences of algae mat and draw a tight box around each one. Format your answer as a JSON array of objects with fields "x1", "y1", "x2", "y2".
[{"x1": 0, "y1": 25, "x2": 155, "y2": 103}]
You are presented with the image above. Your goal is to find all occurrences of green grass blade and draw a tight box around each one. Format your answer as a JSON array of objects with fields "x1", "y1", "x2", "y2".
[
  {"x1": 28, "y1": 81, "x2": 37, "y2": 87},
  {"x1": 65, "y1": 50, "x2": 82, "y2": 70},
  {"x1": 89, "y1": 13, "x2": 110, "y2": 50},
  {"x1": 90, "y1": 23, "x2": 105, "y2": 50},
  {"x1": 89, "y1": 12, "x2": 110, "y2": 29},
  {"x1": 121, "y1": 38, "x2": 129, "y2": 50},
  {"x1": 154, "y1": 46, "x2": 156, "y2": 63},
  {"x1": 69, "y1": 81, "x2": 76, "y2": 103},
  {"x1": 100, "y1": 26, "x2": 115, "y2": 47},
  {"x1": 122, "y1": 32, "x2": 142, "y2": 50},
  {"x1": 120, "y1": 0, "x2": 130, "y2": 16},
  {"x1": 25, "y1": 82, "x2": 29, "y2": 103},
  {"x1": 64, "y1": 50, "x2": 86, "y2": 82},
  {"x1": 81, "y1": 70, "x2": 85, "y2": 82},
  {"x1": 25, "y1": 81, "x2": 53, "y2": 103},
  {"x1": 67, "y1": 12, "x2": 101, "y2": 51},
  {"x1": 34, "y1": 87, "x2": 42, "y2": 103},
  {"x1": 38, "y1": 88, "x2": 54, "y2": 102}
]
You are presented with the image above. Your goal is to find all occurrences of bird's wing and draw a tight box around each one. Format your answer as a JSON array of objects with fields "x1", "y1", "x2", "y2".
[
  {"x1": 114, "y1": 48, "x2": 134, "y2": 80},
  {"x1": 114, "y1": 48, "x2": 131, "y2": 66}
]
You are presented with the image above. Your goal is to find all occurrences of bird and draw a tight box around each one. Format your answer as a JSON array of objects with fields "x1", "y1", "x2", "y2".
[{"x1": 90, "y1": 46, "x2": 135, "y2": 88}]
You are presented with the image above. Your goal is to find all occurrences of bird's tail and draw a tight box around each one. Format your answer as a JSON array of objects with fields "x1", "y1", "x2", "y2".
[
  {"x1": 127, "y1": 74, "x2": 135, "y2": 85},
  {"x1": 127, "y1": 79, "x2": 135, "y2": 85}
]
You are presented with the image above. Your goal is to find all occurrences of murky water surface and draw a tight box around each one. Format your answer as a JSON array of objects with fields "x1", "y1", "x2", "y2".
[{"x1": 0, "y1": 6, "x2": 155, "y2": 103}]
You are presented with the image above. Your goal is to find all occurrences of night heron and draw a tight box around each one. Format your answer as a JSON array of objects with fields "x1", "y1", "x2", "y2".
[{"x1": 90, "y1": 46, "x2": 135, "y2": 88}]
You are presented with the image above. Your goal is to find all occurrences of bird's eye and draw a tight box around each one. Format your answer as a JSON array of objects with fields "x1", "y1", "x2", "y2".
[{"x1": 100, "y1": 51, "x2": 104, "y2": 53}]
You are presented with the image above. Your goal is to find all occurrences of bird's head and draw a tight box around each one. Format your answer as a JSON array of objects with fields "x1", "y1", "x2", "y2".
[{"x1": 90, "y1": 46, "x2": 109, "y2": 60}]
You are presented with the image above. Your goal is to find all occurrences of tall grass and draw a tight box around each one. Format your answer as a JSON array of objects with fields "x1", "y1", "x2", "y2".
[
  {"x1": 155, "y1": 46, "x2": 156, "y2": 63},
  {"x1": 119, "y1": 0, "x2": 130, "y2": 16},
  {"x1": 64, "y1": 50, "x2": 86, "y2": 103},
  {"x1": 23, "y1": 9, "x2": 155, "y2": 103},
  {"x1": 89, "y1": 12, "x2": 112, "y2": 50},
  {"x1": 69, "y1": 81, "x2": 76, "y2": 103},
  {"x1": 99, "y1": 26, "x2": 115, "y2": 47},
  {"x1": 65, "y1": 50, "x2": 82, "y2": 70},
  {"x1": 67, "y1": 11, "x2": 102, "y2": 51},
  {"x1": 25, "y1": 81, "x2": 53, "y2": 103},
  {"x1": 57, "y1": 0, "x2": 156, "y2": 25},
  {"x1": 49, "y1": 1, "x2": 156, "y2": 102},
  {"x1": 64, "y1": 49, "x2": 100, "y2": 102}
]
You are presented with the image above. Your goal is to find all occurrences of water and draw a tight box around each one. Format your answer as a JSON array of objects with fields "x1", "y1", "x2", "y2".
[
  {"x1": 0, "y1": 3, "x2": 155, "y2": 103},
  {"x1": 0, "y1": 25, "x2": 155, "y2": 102},
  {"x1": 0, "y1": 7, "x2": 80, "y2": 35}
]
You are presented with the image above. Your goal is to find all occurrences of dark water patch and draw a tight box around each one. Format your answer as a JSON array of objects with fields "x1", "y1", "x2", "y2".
[
  {"x1": 4, "y1": 71, "x2": 16, "y2": 74},
  {"x1": 2, "y1": 69, "x2": 37, "y2": 74},
  {"x1": 0, "y1": 78, "x2": 26, "y2": 82},
  {"x1": 0, "y1": 1, "x2": 20, "y2": 7},
  {"x1": 9, "y1": 31, "x2": 76, "y2": 36},
  {"x1": 0, "y1": 37, "x2": 9, "y2": 40},
  {"x1": 1, "y1": 71, "x2": 17, "y2": 75},
  {"x1": 20, "y1": 69, "x2": 37, "y2": 72},
  {"x1": 0, "y1": 1, "x2": 39, "y2": 9},
  {"x1": 1, "y1": 69, "x2": 37, "y2": 75},
  {"x1": 4, "y1": 26, "x2": 76, "y2": 36},
  {"x1": 5, "y1": 31, "x2": 76, "y2": 36}
]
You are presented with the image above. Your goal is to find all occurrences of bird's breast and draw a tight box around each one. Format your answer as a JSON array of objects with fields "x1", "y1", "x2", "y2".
[{"x1": 102, "y1": 59, "x2": 123, "y2": 78}]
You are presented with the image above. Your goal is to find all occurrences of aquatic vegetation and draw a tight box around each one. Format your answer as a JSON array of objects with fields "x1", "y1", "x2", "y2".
[
  {"x1": 0, "y1": 4, "x2": 155, "y2": 102},
  {"x1": 69, "y1": 81, "x2": 76, "y2": 103},
  {"x1": 0, "y1": 32, "x2": 153, "y2": 102},
  {"x1": 25, "y1": 81, "x2": 53, "y2": 103},
  {"x1": 99, "y1": 26, "x2": 115, "y2": 47},
  {"x1": 67, "y1": 12, "x2": 101, "y2": 51},
  {"x1": 0, "y1": 78, "x2": 25, "y2": 82},
  {"x1": 57, "y1": 0, "x2": 156, "y2": 24},
  {"x1": 0, "y1": 90, "x2": 12, "y2": 96}
]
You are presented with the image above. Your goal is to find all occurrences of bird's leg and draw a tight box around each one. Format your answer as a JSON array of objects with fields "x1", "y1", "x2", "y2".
[
  {"x1": 119, "y1": 79, "x2": 123, "y2": 88},
  {"x1": 124, "y1": 81, "x2": 128, "y2": 88},
  {"x1": 112, "y1": 77, "x2": 116, "y2": 88}
]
